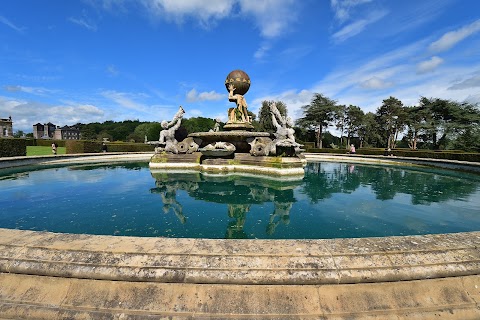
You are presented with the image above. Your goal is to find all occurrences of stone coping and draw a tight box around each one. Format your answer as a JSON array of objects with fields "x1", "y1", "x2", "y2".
[
  {"x1": 304, "y1": 153, "x2": 480, "y2": 173},
  {"x1": 2, "y1": 228, "x2": 480, "y2": 285},
  {"x1": 0, "y1": 152, "x2": 154, "y2": 169},
  {"x1": 188, "y1": 131, "x2": 271, "y2": 138},
  {"x1": 2, "y1": 273, "x2": 480, "y2": 319}
]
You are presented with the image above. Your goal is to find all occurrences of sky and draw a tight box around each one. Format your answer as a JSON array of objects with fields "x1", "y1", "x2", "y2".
[{"x1": 1, "y1": 0, "x2": 480, "y2": 132}]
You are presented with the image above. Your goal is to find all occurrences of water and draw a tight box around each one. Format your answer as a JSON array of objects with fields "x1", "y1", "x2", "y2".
[{"x1": 0, "y1": 161, "x2": 479, "y2": 239}]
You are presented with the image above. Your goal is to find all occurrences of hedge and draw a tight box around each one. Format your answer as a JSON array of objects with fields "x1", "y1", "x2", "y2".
[
  {"x1": 306, "y1": 148, "x2": 480, "y2": 162},
  {"x1": 0, "y1": 138, "x2": 27, "y2": 157},
  {"x1": 65, "y1": 140, "x2": 155, "y2": 154},
  {"x1": 106, "y1": 143, "x2": 155, "y2": 152}
]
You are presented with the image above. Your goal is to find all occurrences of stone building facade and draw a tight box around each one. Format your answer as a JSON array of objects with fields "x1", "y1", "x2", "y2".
[
  {"x1": 54, "y1": 125, "x2": 81, "y2": 140},
  {"x1": 33, "y1": 123, "x2": 80, "y2": 140},
  {"x1": 33, "y1": 123, "x2": 56, "y2": 139},
  {"x1": 0, "y1": 116, "x2": 13, "y2": 138}
]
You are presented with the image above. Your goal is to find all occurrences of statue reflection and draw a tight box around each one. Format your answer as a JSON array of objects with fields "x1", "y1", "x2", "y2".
[
  {"x1": 225, "y1": 204, "x2": 250, "y2": 239},
  {"x1": 150, "y1": 170, "x2": 301, "y2": 238},
  {"x1": 150, "y1": 173, "x2": 201, "y2": 224},
  {"x1": 267, "y1": 201, "x2": 292, "y2": 236}
]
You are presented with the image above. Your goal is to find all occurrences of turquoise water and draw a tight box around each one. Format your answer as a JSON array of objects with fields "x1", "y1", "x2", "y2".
[{"x1": 0, "y1": 161, "x2": 479, "y2": 239}]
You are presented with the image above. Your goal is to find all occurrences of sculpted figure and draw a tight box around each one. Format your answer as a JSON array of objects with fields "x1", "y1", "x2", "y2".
[
  {"x1": 270, "y1": 102, "x2": 296, "y2": 142},
  {"x1": 227, "y1": 84, "x2": 250, "y2": 123},
  {"x1": 158, "y1": 106, "x2": 185, "y2": 153}
]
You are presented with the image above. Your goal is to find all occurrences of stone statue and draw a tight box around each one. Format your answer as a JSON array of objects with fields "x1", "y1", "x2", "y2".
[
  {"x1": 270, "y1": 102, "x2": 296, "y2": 142},
  {"x1": 247, "y1": 102, "x2": 304, "y2": 156},
  {"x1": 158, "y1": 106, "x2": 185, "y2": 154},
  {"x1": 227, "y1": 84, "x2": 250, "y2": 123},
  {"x1": 213, "y1": 118, "x2": 221, "y2": 132},
  {"x1": 209, "y1": 118, "x2": 221, "y2": 132}
]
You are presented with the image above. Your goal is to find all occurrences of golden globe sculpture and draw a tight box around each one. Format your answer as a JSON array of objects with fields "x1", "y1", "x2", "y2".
[{"x1": 224, "y1": 70, "x2": 250, "y2": 96}]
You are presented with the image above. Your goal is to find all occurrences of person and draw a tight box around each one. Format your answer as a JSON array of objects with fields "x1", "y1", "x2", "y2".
[
  {"x1": 227, "y1": 84, "x2": 249, "y2": 123},
  {"x1": 102, "y1": 142, "x2": 107, "y2": 153},
  {"x1": 51, "y1": 142, "x2": 57, "y2": 155},
  {"x1": 350, "y1": 144, "x2": 356, "y2": 154}
]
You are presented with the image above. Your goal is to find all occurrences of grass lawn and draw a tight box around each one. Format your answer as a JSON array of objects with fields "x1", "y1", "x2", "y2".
[{"x1": 27, "y1": 146, "x2": 66, "y2": 156}]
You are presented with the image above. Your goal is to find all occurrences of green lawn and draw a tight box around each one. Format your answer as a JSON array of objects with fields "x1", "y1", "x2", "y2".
[{"x1": 27, "y1": 146, "x2": 66, "y2": 156}]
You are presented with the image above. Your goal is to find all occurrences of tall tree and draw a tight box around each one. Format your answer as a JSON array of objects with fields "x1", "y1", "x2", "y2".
[
  {"x1": 334, "y1": 105, "x2": 347, "y2": 148},
  {"x1": 404, "y1": 105, "x2": 429, "y2": 149},
  {"x1": 358, "y1": 112, "x2": 383, "y2": 148},
  {"x1": 296, "y1": 93, "x2": 338, "y2": 148},
  {"x1": 344, "y1": 105, "x2": 364, "y2": 147},
  {"x1": 376, "y1": 96, "x2": 405, "y2": 149}
]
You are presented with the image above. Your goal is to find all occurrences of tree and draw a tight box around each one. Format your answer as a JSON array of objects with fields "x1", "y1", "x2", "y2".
[
  {"x1": 258, "y1": 100, "x2": 287, "y2": 133},
  {"x1": 334, "y1": 105, "x2": 347, "y2": 148},
  {"x1": 358, "y1": 112, "x2": 382, "y2": 148},
  {"x1": 404, "y1": 105, "x2": 429, "y2": 149},
  {"x1": 296, "y1": 93, "x2": 338, "y2": 149},
  {"x1": 182, "y1": 117, "x2": 216, "y2": 134},
  {"x1": 344, "y1": 105, "x2": 364, "y2": 147},
  {"x1": 13, "y1": 130, "x2": 25, "y2": 138},
  {"x1": 376, "y1": 96, "x2": 405, "y2": 149},
  {"x1": 134, "y1": 122, "x2": 162, "y2": 141}
]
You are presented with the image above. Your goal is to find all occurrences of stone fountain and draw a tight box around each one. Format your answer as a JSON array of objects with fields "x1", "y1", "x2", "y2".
[{"x1": 149, "y1": 70, "x2": 305, "y2": 176}]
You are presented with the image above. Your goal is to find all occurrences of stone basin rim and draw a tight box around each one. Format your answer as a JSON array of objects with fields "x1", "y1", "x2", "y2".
[{"x1": 1, "y1": 153, "x2": 480, "y2": 286}]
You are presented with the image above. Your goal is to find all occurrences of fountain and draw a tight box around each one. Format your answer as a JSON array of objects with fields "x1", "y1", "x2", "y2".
[{"x1": 149, "y1": 70, "x2": 306, "y2": 176}]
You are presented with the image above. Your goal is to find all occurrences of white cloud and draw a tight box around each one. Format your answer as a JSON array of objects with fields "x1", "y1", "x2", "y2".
[
  {"x1": 238, "y1": 0, "x2": 297, "y2": 38},
  {"x1": 359, "y1": 77, "x2": 393, "y2": 90},
  {"x1": 331, "y1": 10, "x2": 388, "y2": 42},
  {"x1": 253, "y1": 35, "x2": 480, "y2": 120},
  {"x1": 251, "y1": 89, "x2": 313, "y2": 120},
  {"x1": 416, "y1": 56, "x2": 444, "y2": 74},
  {"x1": 186, "y1": 88, "x2": 224, "y2": 102},
  {"x1": 0, "y1": 15, "x2": 25, "y2": 33},
  {"x1": 68, "y1": 11, "x2": 97, "y2": 31},
  {"x1": 3, "y1": 85, "x2": 57, "y2": 96},
  {"x1": 330, "y1": 0, "x2": 373, "y2": 24},
  {"x1": 465, "y1": 93, "x2": 480, "y2": 105},
  {"x1": 429, "y1": 19, "x2": 480, "y2": 53},
  {"x1": 101, "y1": 90, "x2": 148, "y2": 112},
  {"x1": 141, "y1": 0, "x2": 234, "y2": 27},
  {"x1": 139, "y1": 0, "x2": 297, "y2": 38},
  {"x1": 106, "y1": 65, "x2": 119, "y2": 77},
  {"x1": 254, "y1": 43, "x2": 271, "y2": 60},
  {"x1": 0, "y1": 96, "x2": 105, "y2": 131},
  {"x1": 448, "y1": 74, "x2": 480, "y2": 90},
  {"x1": 188, "y1": 109, "x2": 203, "y2": 117}
]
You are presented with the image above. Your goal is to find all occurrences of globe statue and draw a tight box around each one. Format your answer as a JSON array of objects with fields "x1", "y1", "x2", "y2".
[{"x1": 225, "y1": 70, "x2": 250, "y2": 96}]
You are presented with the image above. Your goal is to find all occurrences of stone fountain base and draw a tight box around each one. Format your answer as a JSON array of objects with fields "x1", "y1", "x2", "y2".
[{"x1": 149, "y1": 152, "x2": 306, "y2": 176}]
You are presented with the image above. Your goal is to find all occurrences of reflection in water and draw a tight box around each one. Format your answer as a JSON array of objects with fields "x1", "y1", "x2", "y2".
[
  {"x1": 150, "y1": 163, "x2": 480, "y2": 239},
  {"x1": 150, "y1": 171, "x2": 300, "y2": 238},
  {"x1": 302, "y1": 162, "x2": 479, "y2": 204},
  {"x1": 0, "y1": 162, "x2": 479, "y2": 239}
]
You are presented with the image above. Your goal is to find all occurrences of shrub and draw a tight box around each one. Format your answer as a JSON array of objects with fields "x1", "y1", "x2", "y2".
[
  {"x1": 0, "y1": 138, "x2": 26, "y2": 157},
  {"x1": 65, "y1": 140, "x2": 102, "y2": 154},
  {"x1": 305, "y1": 147, "x2": 480, "y2": 162},
  {"x1": 106, "y1": 143, "x2": 155, "y2": 152}
]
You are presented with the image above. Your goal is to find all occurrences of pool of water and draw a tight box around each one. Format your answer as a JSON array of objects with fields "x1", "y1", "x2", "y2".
[{"x1": 1, "y1": 161, "x2": 479, "y2": 239}]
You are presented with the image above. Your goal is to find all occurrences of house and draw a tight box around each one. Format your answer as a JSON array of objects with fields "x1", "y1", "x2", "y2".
[
  {"x1": 54, "y1": 125, "x2": 81, "y2": 140},
  {"x1": 33, "y1": 122, "x2": 56, "y2": 139},
  {"x1": 0, "y1": 116, "x2": 13, "y2": 138},
  {"x1": 33, "y1": 123, "x2": 81, "y2": 140}
]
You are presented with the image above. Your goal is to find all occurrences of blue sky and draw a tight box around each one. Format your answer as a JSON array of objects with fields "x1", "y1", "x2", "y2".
[{"x1": 1, "y1": 0, "x2": 480, "y2": 132}]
